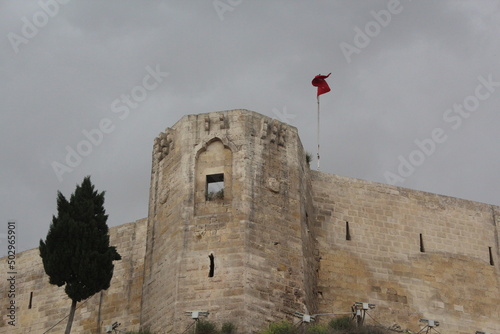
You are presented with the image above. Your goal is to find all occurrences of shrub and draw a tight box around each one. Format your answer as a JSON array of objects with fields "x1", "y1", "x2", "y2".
[
  {"x1": 262, "y1": 321, "x2": 298, "y2": 334},
  {"x1": 221, "y1": 322, "x2": 237, "y2": 334},
  {"x1": 305, "y1": 323, "x2": 330, "y2": 334},
  {"x1": 195, "y1": 320, "x2": 219, "y2": 334},
  {"x1": 328, "y1": 316, "x2": 354, "y2": 331},
  {"x1": 305, "y1": 152, "x2": 313, "y2": 165}
]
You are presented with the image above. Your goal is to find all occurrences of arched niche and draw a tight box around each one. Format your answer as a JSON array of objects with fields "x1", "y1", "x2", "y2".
[{"x1": 194, "y1": 138, "x2": 233, "y2": 214}]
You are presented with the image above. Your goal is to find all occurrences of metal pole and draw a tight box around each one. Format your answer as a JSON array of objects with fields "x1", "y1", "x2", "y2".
[{"x1": 317, "y1": 95, "x2": 320, "y2": 171}]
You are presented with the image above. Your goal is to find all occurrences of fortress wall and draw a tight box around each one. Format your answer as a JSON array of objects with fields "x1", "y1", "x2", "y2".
[
  {"x1": 3, "y1": 110, "x2": 499, "y2": 334},
  {"x1": 101, "y1": 218, "x2": 147, "y2": 332},
  {"x1": 141, "y1": 122, "x2": 186, "y2": 333},
  {"x1": 240, "y1": 112, "x2": 318, "y2": 328},
  {"x1": 295, "y1": 140, "x2": 321, "y2": 317},
  {"x1": 141, "y1": 110, "x2": 318, "y2": 332},
  {"x1": 141, "y1": 112, "x2": 255, "y2": 333},
  {"x1": 311, "y1": 171, "x2": 500, "y2": 334},
  {"x1": 0, "y1": 218, "x2": 147, "y2": 334},
  {"x1": 142, "y1": 111, "x2": 251, "y2": 333},
  {"x1": 175, "y1": 112, "x2": 248, "y2": 332},
  {"x1": 141, "y1": 110, "x2": 320, "y2": 333}
]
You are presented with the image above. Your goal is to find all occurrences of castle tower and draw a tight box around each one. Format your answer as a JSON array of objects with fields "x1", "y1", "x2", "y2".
[{"x1": 140, "y1": 110, "x2": 319, "y2": 333}]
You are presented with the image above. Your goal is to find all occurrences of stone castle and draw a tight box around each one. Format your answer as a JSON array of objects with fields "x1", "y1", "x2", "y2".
[{"x1": 1, "y1": 109, "x2": 499, "y2": 334}]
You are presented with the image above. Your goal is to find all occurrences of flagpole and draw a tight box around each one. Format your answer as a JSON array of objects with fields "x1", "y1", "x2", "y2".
[
  {"x1": 312, "y1": 72, "x2": 330, "y2": 172},
  {"x1": 317, "y1": 95, "x2": 320, "y2": 171}
]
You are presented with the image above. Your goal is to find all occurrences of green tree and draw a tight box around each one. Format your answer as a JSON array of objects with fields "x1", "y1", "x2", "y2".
[{"x1": 39, "y1": 176, "x2": 121, "y2": 334}]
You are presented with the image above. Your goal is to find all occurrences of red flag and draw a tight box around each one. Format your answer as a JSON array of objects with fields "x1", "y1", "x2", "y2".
[{"x1": 312, "y1": 73, "x2": 331, "y2": 97}]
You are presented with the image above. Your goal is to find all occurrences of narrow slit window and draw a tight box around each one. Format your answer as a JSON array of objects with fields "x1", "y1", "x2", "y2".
[
  {"x1": 305, "y1": 212, "x2": 310, "y2": 232},
  {"x1": 28, "y1": 292, "x2": 33, "y2": 309},
  {"x1": 346, "y1": 221, "x2": 351, "y2": 241},
  {"x1": 489, "y1": 247, "x2": 494, "y2": 266},
  {"x1": 419, "y1": 233, "x2": 425, "y2": 253},
  {"x1": 206, "y1": 174, "x2": 224, "y2": 201},
  {"x1": 208, "y1": 254, "x2": 215, "y2": 277}
]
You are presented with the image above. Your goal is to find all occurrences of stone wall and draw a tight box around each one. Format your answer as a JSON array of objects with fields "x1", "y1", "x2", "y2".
[
  {"x1": 0, "y1": 218, "x2": 147, "y2": 334},
  {"x1": 1, "y1": 110, "x2": 499, "y2": 334},
  {"x1": 312, "y1": 172, "x2": 500, "y2": 334},
  {"x1": 141, "y1": 110, "x2": 318, "y2": 334}
]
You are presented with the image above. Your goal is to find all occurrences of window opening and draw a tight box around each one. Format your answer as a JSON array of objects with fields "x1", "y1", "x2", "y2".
[
  {"x1": 346, "y1": 221, "x2": 351, "y2": 241},
  {"x1": 305, "y1": 212, "x2": 310, "y2": 232},
  {"x1": 489, "y1": 247, "x2": 494, "y2": 266},
  {"x1": 419, "y1": 233, "x2": 425, "y2": 252},
  {"x1": 208, "y1": 253, "x2": 215, "y2": 277},
  {"x1": 206, "y1": 173, "x2": 224, "y2": 201}
]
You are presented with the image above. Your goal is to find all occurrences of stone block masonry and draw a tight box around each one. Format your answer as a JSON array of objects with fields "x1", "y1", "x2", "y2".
[
  {"x1": 312, "y1": 172, "x2": 499, "y2": 333},
  {"x1": 1, "y1": 109, "x2": 499, "y2": 334},
  {"x1": 141, "y1": 110, "x2": 317, "y2": 334},
  {"x1": 0, "y1": 219, "x2": 146, "y2": 334}
]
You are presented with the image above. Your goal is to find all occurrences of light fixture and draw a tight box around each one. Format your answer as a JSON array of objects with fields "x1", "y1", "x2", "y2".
[
  {"x1": 354, "y1": 302, "x2": 376, "y2": 310},
  {"x1": 185, "y1": 311, "x2": 209, "y2": 319},
  {"x1": 420, "y1": 318, "x2": 439, "y2": 327},
  {"x1": 291, "y1": 312, "x2": 316, "y2": 323}
]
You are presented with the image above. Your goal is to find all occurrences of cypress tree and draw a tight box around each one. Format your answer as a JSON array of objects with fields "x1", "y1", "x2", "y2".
[{"x1": 39, "y1": 176, "x2": 121, "y2": 334}]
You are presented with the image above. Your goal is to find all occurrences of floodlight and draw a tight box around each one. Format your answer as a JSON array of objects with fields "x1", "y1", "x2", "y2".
[
  {"x1": 185, "y1": 311, "x2": 209, "y2": 319},
  {"x1": 291, "y1": 311, "x2": 316, "y2": 323},
  {"x1": 354, "y1": 302, "x2": 375, "y2": 310},
  {"x1": 420, "y1": 318, "x2": 439, "y2": 327}
]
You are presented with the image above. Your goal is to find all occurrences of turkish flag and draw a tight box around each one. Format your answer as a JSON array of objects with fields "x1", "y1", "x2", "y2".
[{"x1": 312, "y1": 73, "x2": 331, "y2": 97}]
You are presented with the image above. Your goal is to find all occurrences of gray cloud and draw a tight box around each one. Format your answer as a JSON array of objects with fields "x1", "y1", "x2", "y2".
[{"x1": 1, "y1": 0, "x2": 499, "y2": 256}]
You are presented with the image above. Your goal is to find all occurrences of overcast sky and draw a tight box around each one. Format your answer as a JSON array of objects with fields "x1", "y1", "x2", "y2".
[{"x1": 1, "y1": 0, "x2": 499, "y2": 256}]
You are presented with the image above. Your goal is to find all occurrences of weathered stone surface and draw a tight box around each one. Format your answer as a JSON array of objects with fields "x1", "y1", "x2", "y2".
[
  {"x1": 312, "y1": 172, "x2": 499, "y2": 333},
  {"x1": 1, "y1": 110, "x2": 498, "y2": 334},
  {"x1": 0, "y1": 219, "x2": 146, "y2": 334},
  {"x1": 141, "y1": 110, "x2": 316, "y2": 334}
]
